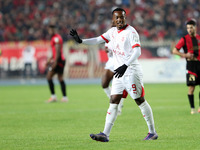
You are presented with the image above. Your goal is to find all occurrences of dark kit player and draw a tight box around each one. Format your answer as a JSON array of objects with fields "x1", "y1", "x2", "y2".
[
  {"x1": 173, "y1": 19, "x2": 200, "y2": 114},
  {"x1": 46, "y1": 24, "x2": 68, "y2": 103}
]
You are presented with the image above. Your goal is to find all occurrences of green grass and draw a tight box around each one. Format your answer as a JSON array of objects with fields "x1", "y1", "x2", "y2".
[{"x1": 0, "y1": 83, "x2": 200, "y2": 150}]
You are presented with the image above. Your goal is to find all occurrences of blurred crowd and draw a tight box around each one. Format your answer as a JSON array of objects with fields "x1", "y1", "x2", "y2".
[{"x1": 0, "y1": 0, "x2": 200, "y2": 42}]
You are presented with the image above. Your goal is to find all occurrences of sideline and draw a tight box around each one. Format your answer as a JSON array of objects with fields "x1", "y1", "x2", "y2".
[{"x1": 0, "y1": 78, "x2": 101, "y2": 86}]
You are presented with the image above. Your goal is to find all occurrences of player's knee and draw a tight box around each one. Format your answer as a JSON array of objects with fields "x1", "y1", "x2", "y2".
[
  {"x1": 110, "y1": 95, "x2": 121, "y2": 104},
  {"x1": 59, "y1": 80, "x2": 65, "y2": 84},
  {"x1": 135, "y1": 97, "x2": 145, "y2": 105},
  {"x1": 47, "y1": 79, "x2": 53, "y2": 85},
  {"x1": 102, "y1": 83, "x2": 109, "y2": 88},
  {"x1": 188, "y1": 86, "x2": 195, "y2": 94},
  {"x1": 101, "y1": 79, "x2": 109, "y2": 88},
  {"x1": 46, "y1": 75, "x2": 51, "y2": 80}
]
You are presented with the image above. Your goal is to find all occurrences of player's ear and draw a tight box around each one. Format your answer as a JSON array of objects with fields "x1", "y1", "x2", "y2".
[{"x1": 124, "y1": 14, "x2": 126, "y2": 19}]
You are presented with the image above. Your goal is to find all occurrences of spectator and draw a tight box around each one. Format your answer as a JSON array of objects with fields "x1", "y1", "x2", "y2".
[
  {"x1": 22, "y1": 41, "x2": 35, "y2": 79},
  {"x1": 0, "y1": 0, "x2": 199, "y2": 42}
]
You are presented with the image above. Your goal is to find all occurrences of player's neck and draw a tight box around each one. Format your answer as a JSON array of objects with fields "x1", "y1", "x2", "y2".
[
  {"x1": 189, "y1": 33, "x2": 196, "y2": 37},
  {"x1": 117, "y1": 24, "x2": 128, "y2": 30}
]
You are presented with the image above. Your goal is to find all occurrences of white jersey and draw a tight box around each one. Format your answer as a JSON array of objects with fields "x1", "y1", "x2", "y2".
[
  {"x1": 101, "y1": 25, "x2": 141, "y2": 72},
  {"x1": 104, "y1": 42, "x2": 114, "y2": 72},
  {"x1": 105, "y1": 42, "x2": 113, "y2": 59},
  {"x1": 82, "y1": 25, "x2": 144, "y2": 98},
  {"x1": 22, "y1": 45, "x2": 35, "y2": 63}
]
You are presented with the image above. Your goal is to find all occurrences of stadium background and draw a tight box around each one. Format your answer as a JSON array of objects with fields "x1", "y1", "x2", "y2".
[
  {"x1": 0, "y1": 0, "x2": 199, "y2": 83},
  {"x1": 1, "y1": 1, "x2": 200, "y2": 150}
]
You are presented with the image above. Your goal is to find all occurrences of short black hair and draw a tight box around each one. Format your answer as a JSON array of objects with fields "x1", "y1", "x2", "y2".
[
  {"x1": 112, "y1": 8, "x2": 126, "y2": 15},
  {"x1": 49, "y1": 24, "x2": 56, "y2": 28},
  {"x1": 186, "y1": 19, "x2": 197, "y2": 26}
]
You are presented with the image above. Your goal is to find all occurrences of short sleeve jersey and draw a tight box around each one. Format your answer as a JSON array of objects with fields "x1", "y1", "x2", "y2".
[
  {"x1": 101, "y1": 24, "x2": 141, "y2": 69},
  {"x1": 175, "y1": 34, "x2": 200, "y2": 61},
  {"x1": 51, "y1": 34, "x2": 65, "y2": 61}
]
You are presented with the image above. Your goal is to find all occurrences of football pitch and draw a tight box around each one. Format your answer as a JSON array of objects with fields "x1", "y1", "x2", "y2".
[{"x1": 0, "y1": 83, "x2": 200, "y2": 150}]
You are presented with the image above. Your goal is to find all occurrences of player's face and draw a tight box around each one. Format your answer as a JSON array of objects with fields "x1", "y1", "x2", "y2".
[
  {"x1": 48, "y1": 27, "x2": 54, "y2": 36},
  {"x1": 187, "y1": 24, "x2": 196, "y2": 37},
  {"x1": 112, "y1": 11, "x2": 126, "y2": 30}
]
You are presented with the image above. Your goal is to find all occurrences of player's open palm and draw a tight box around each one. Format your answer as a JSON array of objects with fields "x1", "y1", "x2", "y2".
[{"x1": 70, "y1": 29, "x2": 82, "y2": 43}]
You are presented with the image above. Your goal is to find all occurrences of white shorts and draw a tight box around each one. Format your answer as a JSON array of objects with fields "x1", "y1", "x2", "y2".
[
  {"x1": 104, "y1": 57, "x2": 114, "y2": 73},
  {"x1": 111, "y1": 65, "x2": 144, "y2": 99}
]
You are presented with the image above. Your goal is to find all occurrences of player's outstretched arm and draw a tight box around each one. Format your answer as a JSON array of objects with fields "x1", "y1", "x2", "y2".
[
  {"x1": 70, "y1": 29, "x2": 105, "y2": 45},
  {"x1": 70, "y1": 29, "x2": 82, "y2": 43}
]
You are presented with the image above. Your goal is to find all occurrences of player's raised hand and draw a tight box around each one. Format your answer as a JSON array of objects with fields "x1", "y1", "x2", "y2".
[
  {"x1": 114, "y1": 64, "x2": 128, "y2": 78},
  {"x1": 70, "y1": 29, "x2": 82, "y2": 43}
]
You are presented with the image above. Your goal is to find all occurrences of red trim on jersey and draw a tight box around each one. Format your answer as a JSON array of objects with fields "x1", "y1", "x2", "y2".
[
  {"x1": 175, "y1": 37, "x2": 185, "y2": 50},
  {"x1": 141, "y1": 86, "x2": 145, "y2": 97},
  {"x1": 101, "y1": 35, "x2": 109, "y2": 43},
  {"x1": 175, "y1": 34, "x2": 200, "y2": 61},
  {"x1": 122, "y1": 90, "x2": 128, "y2": 98},
  {"x1": 50, "y1": 34, "x2": 65, "y2": 61},
  {"x1": 118, "y1": 24, "x2": 129, "y2": 33},
  {"x1": 188, "y1": 70, "x2": 198, "y2": 77},
  {"x1": 132, "y1": 44, "x2": 140, "y2": 49}
]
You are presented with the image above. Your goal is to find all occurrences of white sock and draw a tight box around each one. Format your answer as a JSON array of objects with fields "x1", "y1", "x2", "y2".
[
  {"x1": 51, "y1": 95, "x2": 56, "y2": 99},
  {"x1": 103, "y1": 103, "x2": 118, "y2": 137},
  {"x1": 103, "y1": 87, "x2": 111, "y2": 99},
  {"x1": 118, "y1": 98, "x2": 124, "y2": 108},
  {"x1": 117, "y1": 98, "x2": 124, "y2": 115},
  {"x1": 139, "y1": 100, "x2": 156, "y2": 134}
]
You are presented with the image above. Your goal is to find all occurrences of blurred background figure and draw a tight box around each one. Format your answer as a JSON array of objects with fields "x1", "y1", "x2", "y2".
[
  {"x1": 21, "y1": 41, "x2": 35, "y2": 81},
  {"x1": 0, "y1": 48, "x2": 2, "y2": 77},
  {"x1": 46, "y1": 24, "x2": 68, "y2": 103}
]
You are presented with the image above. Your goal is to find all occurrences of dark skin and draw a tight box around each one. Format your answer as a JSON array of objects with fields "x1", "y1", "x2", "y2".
[
  {"x1": 110, "y1": 10, "x2": 145, "y2": 105},
  {"x1": 46, "y1": 27, "x2": 64, "y2": 82},
  {"x1": 101, "y1": 21, "x2": 116, "y2": 89},
  {"x1": 101, "y1": 68, "x2": 114, "y2": 88}
]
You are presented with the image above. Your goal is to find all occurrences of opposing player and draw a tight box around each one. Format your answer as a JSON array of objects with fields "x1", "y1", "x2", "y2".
[
  {"x1": 172, "y1": 19, "x2": 200, "y2": 114},
  {"x1": 70, "y1": 8, "x2": 157, "y2": 141},
  {"x1": 46, "y1": 24, "x2": 68, "y2": 103}
]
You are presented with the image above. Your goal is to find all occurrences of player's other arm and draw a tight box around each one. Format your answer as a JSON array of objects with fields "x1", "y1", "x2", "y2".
[
  {"x1": 45, "y1": 49, "x2": 53, "y2": 68},
  {"x1": 172, "y1": 38, "x2": 193, "y2": 59},
  {"x1": 125, "y1": 45, "x2": 141, "y2": 66},
  {"x1": 70, "y1": 29, "x2": 105, "y2": 45},
  {"x1": 114, "y1": 45, "x2": 141, "y2": 78},
  {"x1": 172, "y1": 47, "x2": 193, "y2": 59},
  {"x1": 52, "y1": 43, "x2": 61, "y2": 70}
]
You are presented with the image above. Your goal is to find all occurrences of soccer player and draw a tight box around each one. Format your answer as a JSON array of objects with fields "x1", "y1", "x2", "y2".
[
  {"x1": 46, "y1": 24, "x2": 68, "y2": 103},
  {"x1": 103, "y1": 41, "x2": 126, "y2": 115},
  {"x1": 172, "y1": 19, "x2": 200, "y2": 114},
  {"x1": 70, "y1": 8, "x2": 157, "y2": 141}
]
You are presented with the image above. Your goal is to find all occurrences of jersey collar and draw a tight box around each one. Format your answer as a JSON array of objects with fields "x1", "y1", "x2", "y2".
[{"x1": 117, "y1": 24, "x2": 129, "y2": 33}]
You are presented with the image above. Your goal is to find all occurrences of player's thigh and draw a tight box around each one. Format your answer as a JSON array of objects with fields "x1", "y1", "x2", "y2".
[
  {"x1": 124, "y1": 74, "x2": 144, "y2": 100},
  {"x1": 57, "y1": 68, "x2": 65, "y2": 81},
  {"x1": 101, "y1": 69, "x2": 114, "y2": 88},
  {"x1": 46, "y1": 70, "x2": 56, "y2": 80},
  {"x1": 111, "y1": 78, "x2": 124, "y2": 96},
  {"x1": 197, "y1": 62, "x2": 200, "y2": 85}
]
